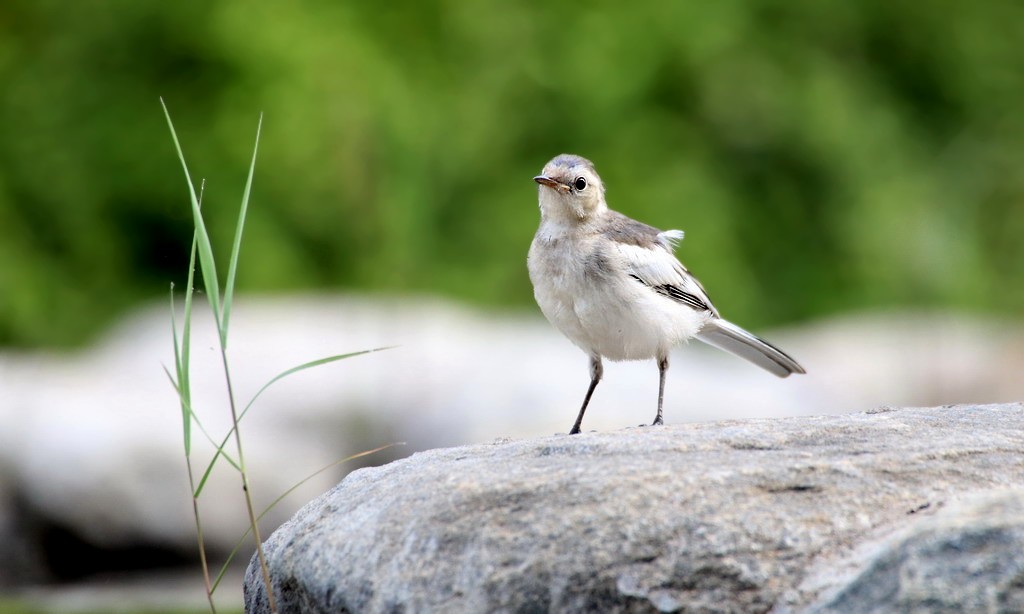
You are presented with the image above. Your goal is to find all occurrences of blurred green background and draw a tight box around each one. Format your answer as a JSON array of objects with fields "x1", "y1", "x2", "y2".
[{"x1": 2, "y1": 0, "x2": 1022, "y2": 348}]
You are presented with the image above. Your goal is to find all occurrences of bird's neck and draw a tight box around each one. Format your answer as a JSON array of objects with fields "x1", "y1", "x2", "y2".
[
  {"x1": 537, "y1": 209, "x2": 607, "y2": 241},
  {"x1": 538, "y1": 193, "x2": 607, "y2": 230}
]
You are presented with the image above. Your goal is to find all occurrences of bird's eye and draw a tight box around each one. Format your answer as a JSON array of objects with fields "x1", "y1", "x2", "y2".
[{"x1": 574, "y1": 176, "x2": 587, "y2": 191}]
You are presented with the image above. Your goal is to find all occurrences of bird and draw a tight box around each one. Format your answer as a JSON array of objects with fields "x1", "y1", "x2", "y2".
[{"x1": 527, "y1": 153, "x2": 805, "y2": 434}]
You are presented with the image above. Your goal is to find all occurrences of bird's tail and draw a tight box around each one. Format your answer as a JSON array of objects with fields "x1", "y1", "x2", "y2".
[{"x1": 696, "y1": 318, "x2": 805, "y2": 378}]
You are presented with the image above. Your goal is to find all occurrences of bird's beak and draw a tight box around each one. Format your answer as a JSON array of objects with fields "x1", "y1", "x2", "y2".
[{"x1": 534, "y1": 175, "x2": 568, "y2": 193}]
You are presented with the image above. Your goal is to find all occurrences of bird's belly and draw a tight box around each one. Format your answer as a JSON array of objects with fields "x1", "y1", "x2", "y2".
[
  {"x1": 529, "y1": 235, "x2": 711, "y2": 361},
  {"x1": 533, "y1": 267, "x2": 709, "y2": 361},
  {"x1": 574, "y1": 285, "x2": 709, "y2": 361}
]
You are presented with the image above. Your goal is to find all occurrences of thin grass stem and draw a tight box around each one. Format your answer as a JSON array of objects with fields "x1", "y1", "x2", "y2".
[
  {"x1": 186, "y1": 454, "x2": 218, "y2": 614},
  {"x1": 216, "y1": 347, "x2": 276, "y2": 611}
]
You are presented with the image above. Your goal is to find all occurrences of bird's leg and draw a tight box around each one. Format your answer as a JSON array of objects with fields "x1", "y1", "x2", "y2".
[
  {"x1": 651, "y1": 355, "x2": 669, "y2": 426},
  {"x1": 569, "y1": 355, "x2": 603, "y2": 434}
]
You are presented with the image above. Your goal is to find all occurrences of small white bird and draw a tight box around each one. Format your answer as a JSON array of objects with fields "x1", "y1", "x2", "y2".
[{"x1": 528, "y1": 154, "x2": 805, "y2": 434}]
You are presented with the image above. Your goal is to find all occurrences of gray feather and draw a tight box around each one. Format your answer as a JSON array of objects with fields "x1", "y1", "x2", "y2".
[{"x1": 696, "y1": 319, "x2": 806, "y2": 378}]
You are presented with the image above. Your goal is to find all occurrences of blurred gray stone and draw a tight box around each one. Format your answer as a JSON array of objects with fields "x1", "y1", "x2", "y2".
[
  {"x1": 243, "y1": 403, "x2": 1024, "y2": 613},
  {"x1": 0, "y1": 472, "x2": 45, "y2": 587}
]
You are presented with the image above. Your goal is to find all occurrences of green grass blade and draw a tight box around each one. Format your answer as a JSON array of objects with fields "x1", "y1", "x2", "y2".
[
  {"x1": 194, "y1": 347, "x2": 395, "y2": 497},
  {"x1": 194, "y1": 451, "x2": 231, "y2": 499},
  {"x1": 209, "y1": 442, "x2": 402, "y2": 593},
  {"x1": 221, "y1": 113, "x2": 262, "y2": 347},
  {"x1": 240, "y1": 347, "x2": 395, "y2": 422},
  {"x1": 162, "y1": 366, "x2": 241, "y2": 472},
  {"x1": 169, "y1": 287, "x2": 190, "y2": 455},
  {"x1": 165, "y1": 370, "x2": 244, "y2": 499},
  {"x1": 193, "y1": 438, "x2": 241, "y2": 493},
  {"x1": 160, "y1": 97, "x2": 222, "y2": 327},
  {"x1": 170, "y1": 180, "x2": 204, "y2": 456},
  {"x1": 180, "y1": 180, "x2": 203, "y2": 403},
  {"x1": 194, "y1": 448, "x2": 235, "y2": 497}
]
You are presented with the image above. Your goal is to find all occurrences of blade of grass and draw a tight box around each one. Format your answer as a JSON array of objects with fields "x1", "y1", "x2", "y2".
[
  {"x1": 161, "y1": 97, "x2": 222, "y2": 325},
  {"x1": 171, "y1": 181, "x2": 204, "y2": 455},
  {"x1": 180, "y1": 179, "x2": 203, "y2": 418},
  {"x1": 210, "y1": 443, "x2": 403, "y2": 593},
  {"x1": 221, "y1": 113, "x2": 262, "y2": 346},
  {"x1": 169, "y1": 180, "x2": 207, "y2": 457},
  {"x1": 170, "y1": 287, "x2": 190, "y2": 455},
  {"x1": 193, "y1": 347, "x2": 394, "y2": 500},
  {"x1": 240, "y1": 347, "x2": 395, "y2": 420},
  {"x1": 163, "y1": 366, "x2": 242, "y2": 473}
]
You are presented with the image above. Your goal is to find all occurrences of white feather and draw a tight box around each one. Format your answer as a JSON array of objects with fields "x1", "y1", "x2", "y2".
[{"x1": 657, "y1": 229, "x2": 684, "y2": 250}]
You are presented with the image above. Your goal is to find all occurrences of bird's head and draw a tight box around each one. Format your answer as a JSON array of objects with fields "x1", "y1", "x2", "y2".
[{"x1": 534, "y1": 154, "x2": 607, "y2": 223}]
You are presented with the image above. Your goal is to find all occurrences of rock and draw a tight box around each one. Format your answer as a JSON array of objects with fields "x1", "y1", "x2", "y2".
[
  {"x1": 806, "y1": 489, "x2": 1024, "y2": 613},
  {"x1": 243, "y1": 403, "x2": 1024, "y2": 613}
]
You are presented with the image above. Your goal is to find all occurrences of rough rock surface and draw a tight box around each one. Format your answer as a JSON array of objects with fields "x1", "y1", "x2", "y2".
[
  {"x1": 807, "y1": 489, "x2": 1024, "y2": 612},
  {"x1": 244, "y1": 403, "x2": 1024, "y2": 613}
]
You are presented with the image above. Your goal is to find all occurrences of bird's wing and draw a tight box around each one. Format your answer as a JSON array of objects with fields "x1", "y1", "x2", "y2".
[{"x1": 609, "y1": 227, "x2": 719, "y2": 317}]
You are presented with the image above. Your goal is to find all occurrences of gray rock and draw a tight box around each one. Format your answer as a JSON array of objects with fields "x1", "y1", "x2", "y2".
[
  {"x1": 243, "y1": 403, "x2": 1024, "y2": 613},
  {"x1": 807, "y1": 490, "x2": 1024, "y2": 613}
]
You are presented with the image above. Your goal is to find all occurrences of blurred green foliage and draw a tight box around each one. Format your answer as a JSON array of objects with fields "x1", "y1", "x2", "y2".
[{"x1": 1, "y1": 1, "x2": 1023, "y2": 347}]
